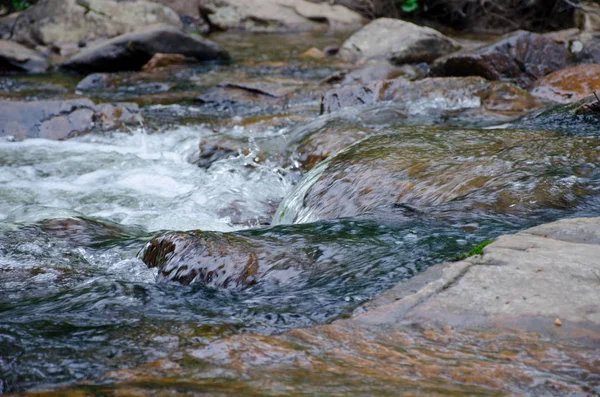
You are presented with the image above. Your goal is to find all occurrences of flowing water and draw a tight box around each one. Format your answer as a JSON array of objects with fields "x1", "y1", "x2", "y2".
[{"x1": 1, "y1": 32, "x2": 599, "y2": 394}]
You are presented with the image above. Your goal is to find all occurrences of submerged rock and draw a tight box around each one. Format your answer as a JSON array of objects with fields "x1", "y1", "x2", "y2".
[
  {"x1": 0, "y1": 98, "x2": 141, "y2": 140},
  {"x1": 62, "y1": 24, "x2": 230, "y2": 72},
  {"x1": 0, "y1": 40, "x2": 49, "y2": 73},
  {"x1": 11, "y1": 0, "x2": 182, "y2": 47},
  {"x1": 320, "y1": 76, "x2": 541, "y2": 116},
  {"x1": 200, "y1": 0, "x2": 365, "y2": 32},
  {"x1": 531, "y1": 64, "x2": 600, "y2": 103},
  {"x1": 339, "y1": 18, "x2": 460, "y2": 65},
  {"x1": 142, "y1": 230, "x2": 318, "y2": 288},
  {"x1": 274, "y1": 127, "x2": 600, "y2": 224},
  {"x1": 432, "y1": 30, "x2": 571, "y2": 88}
]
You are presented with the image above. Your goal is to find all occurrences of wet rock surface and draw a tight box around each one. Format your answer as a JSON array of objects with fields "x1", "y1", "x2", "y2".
[
  {"x1": 11, "y1": 0, "x2": 182, "y2": 47},
  {"x1": 47, "y1": 218, "x2": 600, "y2": 397},
  {"x1": 2, "y1": 14, "x2": 600, "y2": 396},
  {"x1": 62, "y1": 24, "x2": 230, "y2": 72},
  {"x1": 531, "y1": 64, "x2": 600, "y2": 103},
  {"x1": 142, "y1": 230, "x2": 315, "y2": 288},
  {"x1": 432, "y1": 30, "x2": 571, "y2": 88},
  {"x1": 0, "y1": 40, "x2": 49, "y2": 73},
  {"x1": 339, "y1": 18, "x2": 460, "y2": 65},
  {"x1": 320, "y1": 76, "x2": 542, "y2": 117},
  {"x1": 0, "y1": 98, "x2": 141, "y2": 140},
  {"x1": 274, "y1": 127, "x2": 600, "y2": 224},
  {"x1": 361, "y1": 217, "x2": 600, "y2": 331}
]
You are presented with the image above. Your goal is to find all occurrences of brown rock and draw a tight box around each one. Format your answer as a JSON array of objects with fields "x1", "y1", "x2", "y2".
[
  {"x1": 142, "y1": 230, "x2": 317, "y2": 288},
  {"x1": 531, "y1": 64, "x2": 600, "y2": 103},
  {"x1": 432, "y1": 30, "x2": 571, "y2": 88},
  {"x1": 273, "y1": 128, "x2": 600, "y2": 224},
  {"x1": 295, "y1": 124, "x2": 371, "y2": 171}
]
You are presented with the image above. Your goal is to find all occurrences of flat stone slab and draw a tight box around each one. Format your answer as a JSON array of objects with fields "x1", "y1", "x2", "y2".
[{"x1": 359, "y1": 217, "x2": 600, "y2": 336}]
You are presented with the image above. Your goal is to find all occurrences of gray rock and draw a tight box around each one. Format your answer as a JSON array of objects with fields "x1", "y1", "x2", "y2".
[
  {"x1": 0, "y1": 98, "x2": 142, "y2": 140},
  {"x1": 432, "y1": 30, "x2": 571, "y2": 88},
  {"x1": 360, "y1": 217, "x2": 600, "y2": 332},
  {"x1": 76, "y1": 73, "x2": 110, "y2": 90},
  {"x1": 338, "y1": 18, "x2": 461, "y2": 65},
  {"x1": 201, "y1": 0, "x2": 365, "y2": 32},
  {"x1": 11, "y1": 0, "x2": 182, "y2": 47},
  {"x1": 0, "y1": 39, "x2": 49, "y2": 72},
  {"x1": 62, "y1": 24, "x2": 230, "y2": 72},
  {"x1": 570, "y1": 32, "x2": 600, "y2": 64}
]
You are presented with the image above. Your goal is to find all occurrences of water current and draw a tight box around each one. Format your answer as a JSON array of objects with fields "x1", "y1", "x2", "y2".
[{"x1": 1, "y1": 32, "x2": 599, "y2": 394}]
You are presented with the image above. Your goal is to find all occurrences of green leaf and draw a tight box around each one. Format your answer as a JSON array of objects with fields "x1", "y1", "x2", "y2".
[{"x1": 401, "y1": 0, "x2": 418, "y2": 13}]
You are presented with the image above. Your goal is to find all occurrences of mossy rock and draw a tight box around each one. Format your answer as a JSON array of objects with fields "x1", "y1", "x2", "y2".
[{"x1": 274, "y1": 126, "x2": 600, "y2": 224}]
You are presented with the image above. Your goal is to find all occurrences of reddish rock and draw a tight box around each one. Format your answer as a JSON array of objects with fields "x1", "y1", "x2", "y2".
[{"x1": 531, "y1": 64, "x2": 600, "y2": 103}]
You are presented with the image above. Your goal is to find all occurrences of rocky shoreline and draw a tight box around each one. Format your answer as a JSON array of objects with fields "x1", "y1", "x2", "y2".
[{"x1": 1, "y1": 0, "x2": 600, "y2": 394}]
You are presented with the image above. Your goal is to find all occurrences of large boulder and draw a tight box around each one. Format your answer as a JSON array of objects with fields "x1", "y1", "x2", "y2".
[
  {"x1": 273, "y1": 128, "x2": 600, "y2": 225},
  {"x1": 320, "y1": 76, "x2": 541, "y2": 115},
  {"x1": 62, "y1": 24, "x2": 230, "y2": 72},
  {"x1": 432, "y1": 30, "x2": 571, "y2": 88},
  {"x1": 531, "y1": 64, "x2": 600, "y2": 103},
  {"x1": 0, "y1": 98, "x2": 142, "y2": 140},
  {"x1": 200, "y1": 0, "x2": 366, "y2": 32},
  {"x1": 0, "y1": 40, "x2": 49, "y2": 72},
  {"x1": 338, "y1": 18, "x2": 461, "y2": 65},
  {"x1": 11, "y1": 0, "x2": 182, "y2": 47}
]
